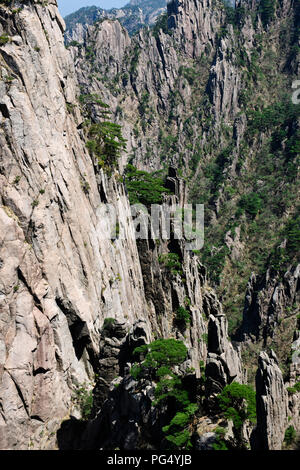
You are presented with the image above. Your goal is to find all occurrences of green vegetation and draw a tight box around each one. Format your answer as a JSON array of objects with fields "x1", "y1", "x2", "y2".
[
  {"x1": 152, "y1": 12, "x2": 171, "y2": 38},
  {"x1": 80, "y1": 94, "x2": 127, "y2": 172},
  {"x1": 201, "y1": 333, "x2": 208, "y2": 345},
  {"x1": 218, "y1": 382, "x2": 256, "y2": 429},
  {"x1": 269, "y1": 211, "x2": 300, "y2": 272},
  {"x1": 178, "y1": 65, "x2": 198, "y2": 86},
  {"x1": 133, "y1": 339, "x2": 187, "y2": 373},
  {"x1": 175, "y1": 306, "x2": 191, "y2": 330},
  {"x1": 190, "y1": 92, "x2": 300, "y2": 336},
  {"x1": 66, "y1": 40, "x2": 82, "y2": 48},
  {"x1": 238, "y1": 193, "x2": 262, "y2": 218},
  {"x1": 86, "y1": 121, "x2": 126, "y2": 169},
  {"x1": 162, "y1": 403, "x2": 197, "y2": 449},
  {"x1": 131, "y1": 339, "x2": 198, "y2": 449},
  {"x1": 212, "y1": 426, "x2": 228, "y2": 451},
  {"x1": 80, "y1": 179, "x2": 90, "y2": 194},
  {"x1": 286, "y1": 382, "x2": 300, "y2": 395},
  {"x1": 79, "y1": 93, "x2": 110, "y2": 109},
  {"x1": 72, "y1": 383, "x2": 93, "y2": 421},
  {"x1": 198, "y1": 244, "x2": 230, "y2": 285},
  {"x1": 224, "y1": 3, "x2": 247, "y2": 28},
  {"x1": 129, "y1": 44, "x2": 140, "y2": 75},
  {"x1": 248, "y1": 101, "x2": 300, "y2": 136},
  {"x1": 284, "y1": 425, "x2": 296, "y2": 446},
  {"x1": 0, "y1": 35, "x2": 10, "y2": 45},
  {"x1": 217, "y1": 382, "x2": 256, "y2": 446},
  {"x1": 111, "y1": 221, "x2": 120, "y2": 240},
  {"x1": 158, "y1": 253, "x2": 183, "y2": 276},
  {"x1": 125, "y1": 164, "x2": 170, "y2": 206},
  {"x1": 13, "y1": 175, "x2": 21, "y2": 185},
  {"x1": 285, "y1": 216, "x2": 300, "y2": 254},
  {"x1": 103, "y1": 318, "x2": 116, "y2": 330}
]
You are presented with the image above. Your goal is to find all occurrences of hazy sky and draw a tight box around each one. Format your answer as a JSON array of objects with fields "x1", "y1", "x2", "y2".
[{"x1": 57, "y1": 1, "x2": 128, "y2": 17}]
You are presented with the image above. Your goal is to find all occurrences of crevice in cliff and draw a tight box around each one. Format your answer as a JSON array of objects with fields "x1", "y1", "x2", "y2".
[
  {"x1": 32, "y1": 367, "x2": 50, "y2": 376},
  {"x1": 0, "y1": 50, "x2": 26, "y2": 89},
  {"x1": 55, "y1": 296, "x2": 97, "y2": 370},
  {"x1": 6, "y1": 370, "x2": 30, "y2": 418},
  {"x1": 17, "y1": 267, "x2": 43, "y2": 313}
]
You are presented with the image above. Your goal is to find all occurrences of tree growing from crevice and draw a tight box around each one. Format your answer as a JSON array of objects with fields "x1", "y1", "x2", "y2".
[
  {"x1": 80, "y1": 93, "x2": 127, "y2": 172},
  {"x1": 131, "y1": 339, "x2": 198, "y2": 449},
  {"x1": 217, "y1": 382, "x2": 256, "y2": 448}
]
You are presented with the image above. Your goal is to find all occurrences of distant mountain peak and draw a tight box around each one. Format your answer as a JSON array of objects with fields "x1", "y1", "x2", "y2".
[{"x1": 64, "y1": 0, "x2": 167, "y2": 40}]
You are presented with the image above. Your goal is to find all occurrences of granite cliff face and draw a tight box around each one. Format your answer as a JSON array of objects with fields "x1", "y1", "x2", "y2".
[
  {"x1": 0, "y1": 0, "x2": 299, "y2": 451},
  {"x1": 240, "y1": 264, "x2": 300, "y2": 342},
  {"x1": 254, "y1": 351, "x2": 289, "y2": 450},
  {"x1": 0, "y1": 0, "x2": 152, "y2": 449}
]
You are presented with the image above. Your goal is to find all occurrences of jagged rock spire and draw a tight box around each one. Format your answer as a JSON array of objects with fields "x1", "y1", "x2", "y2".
[{"x1": 254, "y1": 351, "x2": 288, "y2": 450}]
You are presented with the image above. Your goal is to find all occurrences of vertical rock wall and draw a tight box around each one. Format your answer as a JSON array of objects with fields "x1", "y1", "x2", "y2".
[
  {"x1": 0, "y1": 0, "x2": 151, "y2": 449},
  {"x1": 254, "y1": 351, "x2": 289, "y2": 449}
]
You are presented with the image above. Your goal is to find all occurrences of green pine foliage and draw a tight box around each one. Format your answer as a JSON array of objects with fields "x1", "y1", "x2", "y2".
[
  {"x1": 86, "y1": 121, "x2": 127, "y2": 168},
  {"x1": 212, "y1": 426, "x2": 228, "y2": 451},
  {"x1": 158, "y1": 253, "x2": 183, "y2": 276},
  {"x1": 72, "y1": 383, "x2": 93, "y2": 421},
  {"x1": 152, "y1": 12, "x2": 171, "y2": 38},
  {"x1": 131, "y1": 339, "x2": 189, "y2": 408},
  {"x1": 238, "y1": 193, "x2": 262, "y2": 218},
  {"x1": 0, "y1": 35, "x2": 9, "y2": 45},
  {"x1": 0, "y1": 0, "x2": 14, "y2": 5},
  {"x1": 131, "y1": 339, "x2": 198, "y2": 449},
  {"x1": 162, "y1": 403, "x2": 198, "y2": 449},
  {"x1": 248, "y1": 101, "x2": 300, "y2": 135},
  {"x1": 259, "y1": 0, "x2": 276, "y2": 27},
  {"x1": 217, "y1": 383, "x2": 256, "y2": 430},
  {"x1": 286, "y1": 382, "x2": 300, "y2": 395},
  {"x1": 285, "y1": 216, "x2": 300, "y2": 253},
  {"x1": 103, "y1": 318, "x2": 116, "y2": 330},
  {"x1": 269, "y1": 211, "x2": 300, "y2": 272},
  {"x1": 196, "y1": 244, "x2": 230, "y2": 285},
  {"x1": 133, "y1": 338, "x2": 187, "y2": 372},
  {"x1": 175, "y1": 306, "x2": 191, "y2": 330},
  {"x1": 125, "y1": 164, "x2": 170, "y2": 206},
  {"x1": 284, "y1": 425, "x2": 297, "y2": 446}
]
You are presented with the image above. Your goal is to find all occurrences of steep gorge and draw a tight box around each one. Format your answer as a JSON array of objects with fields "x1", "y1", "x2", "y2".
[
  {"x1": 68, "y1": 0, "x2": 300, "y2": 374},
  {"x1": 0, "y1": 0, "x2": 299, "y2": 451}
]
